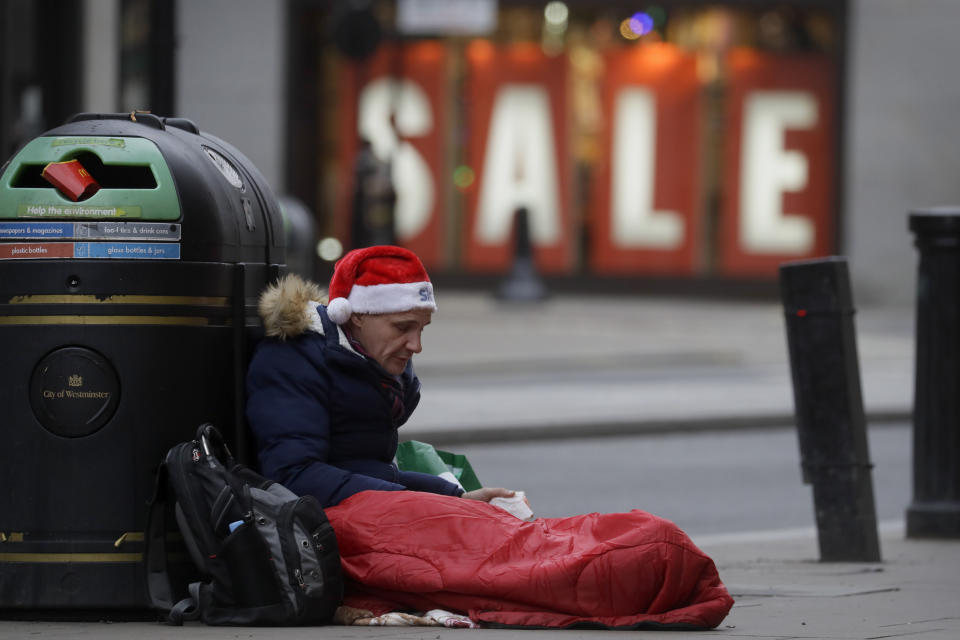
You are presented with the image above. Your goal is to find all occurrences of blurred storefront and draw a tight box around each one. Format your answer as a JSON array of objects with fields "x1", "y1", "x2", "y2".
[
  {"x1": 0, "y1": 0, "x2": 174, "y2": 160},
  {"x1": 9, "y1": 0, "x2": 956, "y2": 303},
  {"x1": 292, "y1": 0, "x2": 845, "y2": 291}
]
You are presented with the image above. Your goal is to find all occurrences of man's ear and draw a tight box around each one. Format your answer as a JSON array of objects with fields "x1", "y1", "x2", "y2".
[{"x1": 347, "y1": 314, "x2": 363, "y2": 330}]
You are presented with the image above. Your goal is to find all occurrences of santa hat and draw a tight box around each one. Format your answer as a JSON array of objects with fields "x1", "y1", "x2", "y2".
[{"x1": 326, "y1": 245, "x2": 437, "y2": 325}]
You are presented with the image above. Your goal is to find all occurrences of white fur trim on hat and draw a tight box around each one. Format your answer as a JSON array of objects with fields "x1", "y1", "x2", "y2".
[{"x1": 328, "y1": 281, "x2": 436, "y2": 324}]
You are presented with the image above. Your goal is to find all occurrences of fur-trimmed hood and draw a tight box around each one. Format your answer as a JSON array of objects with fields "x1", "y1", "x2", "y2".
[{"x1": 258, "y1": 273, "x2": 327, "y2": 340}]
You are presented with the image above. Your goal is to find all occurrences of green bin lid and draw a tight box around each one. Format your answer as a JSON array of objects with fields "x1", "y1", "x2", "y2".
[{"x1": 0, "y1": 136, "x2": 180, "y2": 221}]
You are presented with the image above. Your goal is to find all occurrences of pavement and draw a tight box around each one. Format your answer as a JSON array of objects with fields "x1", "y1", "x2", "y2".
[
  {"x1": 3, "y1": 523, "x2": 957, "y2": 639},
  {"x1": 4, "y1": 289, "x2": 958, "y2": 639},
  {"x1": 406, "y1": 290, "x2": 915, "y2": 444}
]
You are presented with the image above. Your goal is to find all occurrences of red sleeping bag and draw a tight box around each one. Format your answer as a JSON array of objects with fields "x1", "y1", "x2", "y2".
[{"x1": 326, "y1": 490, "x2": 734, "y2": 629}]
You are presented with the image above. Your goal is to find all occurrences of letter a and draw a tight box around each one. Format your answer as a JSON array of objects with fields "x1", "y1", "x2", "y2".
[{"x1": 475, "y1": 85, "x2": 560, "y2": 245}]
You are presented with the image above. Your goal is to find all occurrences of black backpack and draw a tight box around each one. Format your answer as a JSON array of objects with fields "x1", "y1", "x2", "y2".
[{"x1": 145, "y1": 423, "x2": 343, "y2": 625}]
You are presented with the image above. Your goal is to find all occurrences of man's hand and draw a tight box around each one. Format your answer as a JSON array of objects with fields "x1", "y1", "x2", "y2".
[
  {"x1": 462, "y1": 487, "x2": 515, "y2": 502},
  {"x1": 463, "y1": 487, "x2": 534, "y2": 520}
]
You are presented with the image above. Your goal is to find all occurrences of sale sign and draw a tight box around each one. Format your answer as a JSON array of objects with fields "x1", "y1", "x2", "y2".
[
  {"x1": 718, "y1": 49, "x2": 836, "y2": 276},
  {"x1": 336, "y1": 40, "x2": 839, "y2": 282},
  {"x1": 462, "y1": 41, "x2": 573, "y2": 273},
  {"x1": 590, "y1": 44, "x2": 702, "y2": 274}
]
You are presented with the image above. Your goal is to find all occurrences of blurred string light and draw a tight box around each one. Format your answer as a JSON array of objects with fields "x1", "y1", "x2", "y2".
[
  {"x1": 619, "y1": 6, "x2": 666, "y2": 41},
  {"x1": 630, "y1": 12, "x2": 655, "y2": 35},
  {"x1": 619, "y1": 18, "x2": 641, "y2": 40},
  {"x1": 544, "y1": 1, "x2": 569, "y2": 34},
  {"x1": 316, "y1": 236, "x2": 343, "y2": 262},
  {"x1": 453, "y1": 165, "x2": 475, "y2": 190}
]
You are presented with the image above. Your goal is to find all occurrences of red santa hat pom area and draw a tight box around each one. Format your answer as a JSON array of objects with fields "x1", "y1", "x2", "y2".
[{"x1": 326, "y1": 245, "x2": 437, "y2": 325}]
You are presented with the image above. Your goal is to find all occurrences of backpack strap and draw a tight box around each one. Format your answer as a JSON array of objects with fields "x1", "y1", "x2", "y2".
[
  {"x1": 167, "y1": 584, "x2": 201, "y2": 626},
  {"x1": 197, "y1": 423, "x2": 260, "y2": 515},
  {"x1": 144, "y1": 461, "x2": 174, "y2": 612},
  {"x1": 144, "y1": 457, "x2": 202, "y2": 625},
  {"x1": 197, "y1": 423, "x2": 235, "y2": 466}
]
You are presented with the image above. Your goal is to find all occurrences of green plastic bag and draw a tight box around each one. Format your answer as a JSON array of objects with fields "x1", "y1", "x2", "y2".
[{"x1": 396, "y1": 440, "x2": 482, "y2": 492}]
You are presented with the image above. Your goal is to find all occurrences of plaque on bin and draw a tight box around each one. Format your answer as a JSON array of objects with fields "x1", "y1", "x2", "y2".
[{"x1": 29, "y1": 346, "x2": 121, "y2": 438}]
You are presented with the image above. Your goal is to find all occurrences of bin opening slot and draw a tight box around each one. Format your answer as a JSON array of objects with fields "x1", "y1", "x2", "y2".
[{"x1": 11, "y1": 151, "x2": 158, "y2": 190}]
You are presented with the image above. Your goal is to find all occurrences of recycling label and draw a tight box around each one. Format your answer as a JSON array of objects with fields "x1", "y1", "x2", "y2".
[
  {"x1": 17, "y1": 204, "x2": 143, "y2": 218},
  {"x1": 0, "y1": 221, "x2": 180, "y2": 241},
  {"x1": 0, "y1": 242, "x2": 181, "y2": 260}
]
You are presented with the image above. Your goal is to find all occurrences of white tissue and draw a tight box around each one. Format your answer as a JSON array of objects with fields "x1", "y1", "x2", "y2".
[{"x1": 490, "y1": 491, "x2": 534, "y2": 520}]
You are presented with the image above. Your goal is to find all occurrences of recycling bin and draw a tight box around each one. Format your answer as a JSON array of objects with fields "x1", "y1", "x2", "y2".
[{"x1": 0, "y1": 113, "x2": 285, "y2": 612}]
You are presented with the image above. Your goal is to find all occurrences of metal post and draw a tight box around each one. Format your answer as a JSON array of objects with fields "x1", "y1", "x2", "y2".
[
  {"x1": 907, "y1": 208, "x2": 960, "y2": 537},
  {"x1": 780, "y1": 256, "x2": 881, "y2": 561},
  {"x1": 497, "y1": 207, "x2": 548, "y2": 302}
]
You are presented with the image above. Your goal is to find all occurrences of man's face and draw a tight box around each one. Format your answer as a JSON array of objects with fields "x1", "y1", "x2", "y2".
[{"x1": 348, "y1": 308, "x2": 432, "y2": 375}]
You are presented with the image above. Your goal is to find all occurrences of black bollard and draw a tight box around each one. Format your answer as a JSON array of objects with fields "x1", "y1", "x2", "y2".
[
  {"x1": 497, "y1": 207, "x2": 548, "y2": 302},
  {"x1": 279, "y1": 196, "x2": 318, "y2": 280},
  {"x1": 907, "y1": 208, "x2": 960, "y2": 538},
  {"x1": 780, "y1": 257, "x2": 881, "y2": 562}
]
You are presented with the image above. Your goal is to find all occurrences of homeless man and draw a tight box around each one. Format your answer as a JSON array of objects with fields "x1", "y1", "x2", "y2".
[
  {"x1": 245, "y1": 245, "x2": 515, "y2": 508},
  {"x1": 244, "y1": 245, "x2": 734, "y2": 630}
]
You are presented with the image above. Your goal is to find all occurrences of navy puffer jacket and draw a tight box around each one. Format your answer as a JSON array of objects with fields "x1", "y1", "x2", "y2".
[{"x1": 245, "y1": 277, "x2": 461, "y2": 508}]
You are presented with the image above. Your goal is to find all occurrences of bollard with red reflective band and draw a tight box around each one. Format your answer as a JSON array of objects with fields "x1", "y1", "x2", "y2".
[{"x1": 779, "y1": 256, "x2": 881, "y2": 562}]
